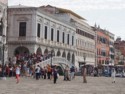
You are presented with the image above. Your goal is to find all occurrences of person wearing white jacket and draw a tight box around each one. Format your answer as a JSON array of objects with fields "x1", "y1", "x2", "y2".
[{"x1": 111, "y1": 68, "x2": 116, "y2": 83}]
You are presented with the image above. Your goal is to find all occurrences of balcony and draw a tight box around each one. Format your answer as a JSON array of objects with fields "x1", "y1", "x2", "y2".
[
  {"x1": 8, "y1": 36, "x2": 37, "y2": 43},
  {"x1": 8, "y1": 36, "x2": 76, "y2": 50}
]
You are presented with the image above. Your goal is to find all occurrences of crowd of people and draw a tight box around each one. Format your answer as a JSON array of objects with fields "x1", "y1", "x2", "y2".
[
  {"x1": 0, "y1": 53, "x2": 125, "y2": 84},
  {"x1": 0, "y1": 53, "x2": 76, "y2": 84}
]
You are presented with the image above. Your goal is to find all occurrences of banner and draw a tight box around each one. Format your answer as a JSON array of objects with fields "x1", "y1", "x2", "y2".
[{"x1": 0, "y1": 0, "x2": 8, "y2": 5}]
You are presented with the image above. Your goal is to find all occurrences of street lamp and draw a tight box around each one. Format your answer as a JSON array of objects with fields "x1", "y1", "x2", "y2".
[
  {"x1": 50, "y1": 49, "x2": 54, "y2": 67},
  {"x1": 83, "y1": 53, "x2": 86, "y2": 64},
  {"x1": 2, "y1": 35, "x2": 6, "y2": 77},
  {"x1": 122, "y1": 56, "x2": 125, "y2": 65}
]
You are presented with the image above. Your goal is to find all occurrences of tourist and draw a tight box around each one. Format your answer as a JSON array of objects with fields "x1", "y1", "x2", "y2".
[
  {"x1": 43, "y1": 66, "x2": 47, "y2": 79},
  {"x1": 47, "y1": 64, "x2": 52, "y2": 79},
  {"x1": 70, "y1": 66, "x2": 75, "y2": 80},
  {"x1": 82, "y1": 64, "x2": 87, "y2": 83},
  {"x1": 35, "y1": 65, "x2": 41, "y2": 80},
  {"x1": 64, "y1": 65, "x2": 70, "y2": 81},
  {"x1": 53, "y1": 66, "x2": 58, "y2": 84},
  {"x1": 15, "y1": 65, "x2": 21, "y2": 83},
  {"x1": 111, "y1": 68, "x2": 116, "y2": 83}
]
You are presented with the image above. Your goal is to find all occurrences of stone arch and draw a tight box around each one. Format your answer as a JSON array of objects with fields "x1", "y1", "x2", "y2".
[
  {"x1": 44, "y1": 48, "x2": 48, "y2": 55},
  {"x1": 67, "y1": 52, "x2": 70, "y2": 61},
  {"x1": 36, "y1": 47, "x2": 42, "y2": 54},
  {"x1": 62, "y1": 51, "x2": 66, "y2": 58},
  {"x1": 51, "y1": 49, "x2": 55, "y2": 56},
  {"x1": 72, "y1": 53, "x2": 75, "y2": 64},
  {"x1": 57, "y1": 50, "x2": 61, "y2": 56},
  {"x1": 14, "y1": 46, "x2": 29, "y2": 56}
]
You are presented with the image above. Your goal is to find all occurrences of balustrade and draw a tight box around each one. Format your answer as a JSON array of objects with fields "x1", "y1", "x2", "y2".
[{"x1": 36, "y1": 56, "x2": 73, "y2": 68}]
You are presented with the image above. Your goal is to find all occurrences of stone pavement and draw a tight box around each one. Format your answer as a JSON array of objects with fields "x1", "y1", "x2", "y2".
[{"x1": 0, "y1": 76, "x2": 125, "y2": 94}]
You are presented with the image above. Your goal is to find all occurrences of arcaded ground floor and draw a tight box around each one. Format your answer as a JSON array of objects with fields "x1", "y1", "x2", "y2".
[{"x1": 0, "y1": 76, "x2": 125, "y2": 94}]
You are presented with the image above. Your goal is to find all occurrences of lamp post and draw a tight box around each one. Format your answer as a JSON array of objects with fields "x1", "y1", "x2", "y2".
[
  {"x1": 2, "y1": 35, "x2": 6, "y2": 77},
  {"x1": 122, "y1": 56, "x2": 125, "y2": 65},
  {"x1": 50, "y1": 49, "x2": 54, "y2": 67},
  {"x1": 83, "y1": 53, "x2": 86, "y2": 65}
]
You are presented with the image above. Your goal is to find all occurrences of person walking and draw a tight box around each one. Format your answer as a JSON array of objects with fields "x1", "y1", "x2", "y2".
[
  {"x1": 111, "y1": 68, "x2": 116, "y2": 83},
  {"x1": 43, "y1": 66, "x2": 47, "y2": 79},
  {"x1": 82, "y1": 64, "x2": 87, "y2": 83},
  {"x1": 53, "y1": 66, "x2": 58, "y2": 84},
  {"x1": 15, "y1": 65, "x2": 21, "y2": 84},
  {"x1": 70, "y1": 66, "x2": 75, "y2": 80},
  {"x1": 64, "y1": 65, "x2": 70, "y2": 81},
  {"x1": 47, "y1": 64, "x2": 52, "y2": 80},
  {"x1": 35, "y1": 65, "x2": 40, "y2": 80}
]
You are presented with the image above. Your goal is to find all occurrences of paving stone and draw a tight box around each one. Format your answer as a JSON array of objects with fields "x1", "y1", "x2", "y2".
[{"x1": 0, "y1": 76, "x2": 125, "y2": 94}]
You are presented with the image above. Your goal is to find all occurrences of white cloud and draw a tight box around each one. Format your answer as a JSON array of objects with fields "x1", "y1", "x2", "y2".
[
  {"x1": 8, "y1": 0, "x2": 125, "y2": 39},
  {"x1": 51, "y1": 0, "x2": 125, "y2": 10},
  {"x1": 8, "y1": 0, "x2": 125, "y2": 10}
]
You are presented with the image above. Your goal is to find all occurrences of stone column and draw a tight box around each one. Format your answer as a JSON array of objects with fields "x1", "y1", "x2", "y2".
[
  {"x1": 47, "y1": 20, "x2": 51, "y2": 41},
  {"x1": 65, "y1": 32, "x2": 68, "y2": 45},
  {"x1": 54, "y1": 25, "x2": 57, "y2": 42},
  {"x1": 32, "y1": 14, "x2": 37, "y2": 37}
]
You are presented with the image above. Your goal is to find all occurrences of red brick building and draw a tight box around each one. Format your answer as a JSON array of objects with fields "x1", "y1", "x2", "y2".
[
  {"x1": 93, "y1": 26, "x2": 110, "y2": 65},
  {"x1": 114, "y1": 37, "x2": 125, "y2": 65},
  {"x1": 114, "y1": 37, "x2": 125, "y2": 56}
]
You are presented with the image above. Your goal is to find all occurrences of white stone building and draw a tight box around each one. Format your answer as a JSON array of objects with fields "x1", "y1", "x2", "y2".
[
  {"x1": 7, "y1": 5, "x2": 76, "y2": 66},
  {"x1": 40, "y1": 5, "x2": 96, "y2": 68},
  {"x1": 0, "y1": 1, "x2": 8, "y2": 64}
]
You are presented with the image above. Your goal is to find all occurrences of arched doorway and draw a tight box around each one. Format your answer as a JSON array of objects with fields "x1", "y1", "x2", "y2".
[
  {"x1": 36, "y1": 47, "x2": 42, "y2": 54},
  {"x1": 57, "y1": 50, "x2": 61, "y2": 56},
  {"x1": 56, "y1": 66, "x2": 64, "y2": 75},
  {"x1": 14, "y1": 46, "x2": 29, "y2": 56},
  {"x1": 51, "y1": 49, "x2": 55, "y2": 56},
  {"x1": 67, "y1": 52, "x2": 70, "y2": 61},
  {"x1": 62, "y1": 51, "x2": 66, "y2": 58},
  {"x1": 44, "y1": 48, "x2": 48, "y2": 55}
]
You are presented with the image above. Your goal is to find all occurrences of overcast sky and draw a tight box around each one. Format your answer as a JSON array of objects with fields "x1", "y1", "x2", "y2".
[{"x1": 8, "y1": 0, "x2": 125, "y2": 39}]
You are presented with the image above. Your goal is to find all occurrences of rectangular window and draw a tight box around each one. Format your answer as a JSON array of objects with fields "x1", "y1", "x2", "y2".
[
  {"x1": 44, "y1": 26, "x2": 47, "y2": 39},
  {"x1": 0, "y1": 25, "x2": 2, "y2": 36},
  {"x1": 62, "y1": 32, "x2": 65, "y2": 43},
  {"x1": 57, "y1": 30, "x2": 59, "y2": 42},
  {"x1": 72, "y1": 36, "x2": 74, "y2": 45},
  {"x1": 51, "y1": 28, "x2": 54, "y2": 41},
  {"x1": 37, "y1": 23, "x2": 40, "y2": 37},
  {"x1": 19, "y1": 22, "x2": 26, "y2": 36},
  {"x1": 67, "y1": 34, "x2": 69, "y2": 45}
]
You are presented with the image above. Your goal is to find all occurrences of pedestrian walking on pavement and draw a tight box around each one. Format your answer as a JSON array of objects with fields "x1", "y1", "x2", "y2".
[
  {"x1": 82, "y1": 64, "x2": 87, "y2": 83},
  {"x1": 111, "y1": 68, "x2": 116, "y2": 83},
  {"x1": 35, "y1": 65, "x2": 41, "y2": 80},
  {"x1": 52, "y1": 66, "x2": 58, "y2": 84},
  {"x1": 15, "y1": 65, "x2": 21, "y2": 84},
  {"x1": 70, "y1": 66, "x2": 75, "y2": 80},
  {"x1": 64, "y1": 65, "x2": 70, "y2": 81}
]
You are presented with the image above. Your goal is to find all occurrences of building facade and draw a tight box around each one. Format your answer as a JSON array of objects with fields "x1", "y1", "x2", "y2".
[
  {"x1": 8, "y1": 5, "x2": 76, "y2": 66},
  {"x1": 40, "y1": 5, "x2": 96, "y2": 68},
  {"x1": 0, "y1": 1, "x2": 8, "y2": 64},
  {"x1": 108, "y1": 32, "x2": 115, "y2": 65},
  {"x1": 93, "y1": 26, "x2": 110, "y2": 65},
  {"x1": 114, "y1": 37, "x2": 125, "y2": 65}
]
